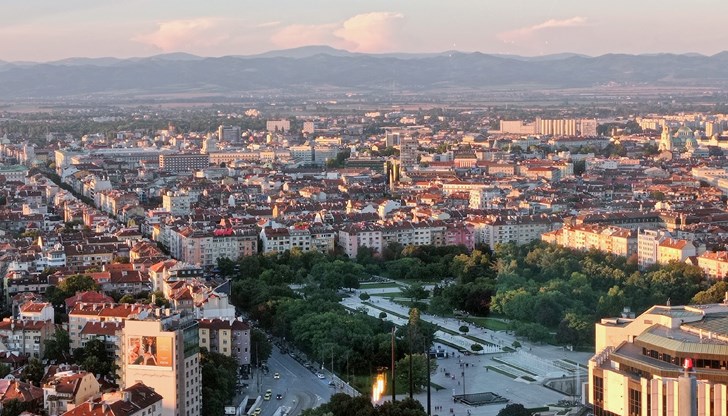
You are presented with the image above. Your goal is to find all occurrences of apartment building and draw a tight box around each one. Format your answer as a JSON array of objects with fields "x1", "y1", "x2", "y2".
[
  {"x1": 171, "y1": 227, "x2": 258, "y2": 267},
  {"x1": 697, "y1": 251, "x2": 728, "y2": 280},
  {"x1": 117, "y1": 312, "x2": 201, "y2": 416},
  {"x1": 158, "y1": 154, "x2": 210, "y2": 173},
  {"x1": 637, "y1": 229, "x2": 670, "y2": 270},
  {"x1": 0, "y1": 318, "x2": 54, "y2": 358},
  {"x1": 162, "y1": 192, "x2": 192, "y2": 216},
  {"x1": 198, "y1": 318, "x2": 250, "y2": 366},
  {"x1": 657, "y1": 238, "x2": 697, "y2": 264},
  {"x1": 542, "y1": 224, "x2": 638, "y2": 258},
  {"x1": 260, "y1": 226, "x2": 316, "y2": 254}
]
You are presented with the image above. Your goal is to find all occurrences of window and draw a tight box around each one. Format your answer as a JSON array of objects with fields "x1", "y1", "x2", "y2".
[{"x1": 628, "y1": 388, "x2": 641, "y2": 416}]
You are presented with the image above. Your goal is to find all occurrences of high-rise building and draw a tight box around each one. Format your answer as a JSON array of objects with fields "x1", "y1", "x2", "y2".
[
  {"x1": 217, "y1": 125, "x2": 241, "y2": 143},
  {"x1": 117, "y1": 312, "x2": 201, "y2": 416},
  {"x1": 590, "y1": 303, "x2": 728, "y2": 416},
  {"x1": 399, "y1": 136, "x2": 418, "y2": 170}
]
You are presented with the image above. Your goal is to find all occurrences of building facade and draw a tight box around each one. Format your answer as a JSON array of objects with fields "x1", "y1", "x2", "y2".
[
  {"x1": 590, "y1": 304, "x2": 728, "y2": 416},
  {"x1": 117, "y1": 313, "x2": 201, "y2": 416}
]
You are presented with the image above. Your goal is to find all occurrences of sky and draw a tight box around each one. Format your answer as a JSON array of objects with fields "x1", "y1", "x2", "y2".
[{"x1": 1, "y1": 0, "x2": 727, "y2": 62}]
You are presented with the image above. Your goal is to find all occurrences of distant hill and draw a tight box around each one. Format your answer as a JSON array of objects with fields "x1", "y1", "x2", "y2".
[{"x1": 0, "y1": 48, "x2": 727, "y2": 98}]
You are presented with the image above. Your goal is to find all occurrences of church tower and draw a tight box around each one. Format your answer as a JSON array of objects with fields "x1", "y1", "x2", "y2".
[{"x1": 659, "y1": 126, "x2": 672, "y2": 152}]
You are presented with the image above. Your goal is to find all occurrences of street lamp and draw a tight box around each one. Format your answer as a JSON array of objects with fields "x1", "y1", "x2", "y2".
[{"x1": 460, "y1": 362, "x2": 466, "y2": 396}]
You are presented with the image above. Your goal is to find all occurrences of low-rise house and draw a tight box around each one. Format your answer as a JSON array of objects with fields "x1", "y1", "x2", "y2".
[
  {"x1": 43, "y1": 370, "x2": 100, "y2": 416},
  {"x1": 61, "y1": 382, "x2": 163, "y2": 416},
  {"x1": 0, "y1": 379, "x2": 43, "y2": 414}
]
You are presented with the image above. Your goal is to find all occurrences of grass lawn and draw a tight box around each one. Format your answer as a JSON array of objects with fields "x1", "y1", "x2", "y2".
[
  {"x1": 369, "y1": 292, "x2": 404, "y2": 298},
  {"x1": 463, "y1": 317, "x2": 510, "y2": 331},
  {"x1": 360, "y1": 282, "x2": 402, "y2": 289}
]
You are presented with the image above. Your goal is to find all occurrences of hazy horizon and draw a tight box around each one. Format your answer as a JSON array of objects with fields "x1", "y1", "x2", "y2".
[
  {"x1": 2, "y1": 1, "x2": 728, "y2": 62},
  {"x1": 2, "y1": 45, "x2": 727, "y2": 64}
]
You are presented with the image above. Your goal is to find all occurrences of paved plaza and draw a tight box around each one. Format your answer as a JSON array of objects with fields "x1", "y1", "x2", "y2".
[{"x1": 347, "y1": 283, "x2": 594, "y2": 415}]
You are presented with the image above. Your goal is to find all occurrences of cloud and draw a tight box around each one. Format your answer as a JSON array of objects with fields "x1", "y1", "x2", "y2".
[
  {"x1": 271, "y1": 12, "x2": 404, "y2": 52},
  {"x1": 133, "y1": 18, "x2": 234, "y2": 52},
  {"x1": 270, "y1": 23, "x2": 341, "y2": 50},
  {"x1": 498, "y1": 16, "x2": 587, "y2": 44},
  {"x1": 256, "y1": 21, "x2": 281, "y2": 29},
  {"x1": 335, "y1": 12, "x2": 404, "y2": 52}
]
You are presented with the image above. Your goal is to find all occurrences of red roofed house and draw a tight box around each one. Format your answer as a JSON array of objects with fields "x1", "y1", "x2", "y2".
[
  {"x1": 65, "y1": 291, "x2": 114, "y2": 312},
  {"x1": 0, "y1": 379, "x2": 43, "y2": 414},
  {"x1": 43, "y1": 370, "x2": 100, "y2": 415},
  {"x1": 18, "y1": 301, "x2": 54, "y2": 323},
  {"x1": 61, "y1": 382, "x2": 162, "y2": 416}
]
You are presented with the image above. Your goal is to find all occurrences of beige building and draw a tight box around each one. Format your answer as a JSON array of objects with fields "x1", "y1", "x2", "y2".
[
  {"x1": 591, "y1": 304, "x2": 728, "y2": 416},
  {"x1": 542, "y1": 224, "x2": 637, "y2": 258},
  {"x1": 657, "y1": 238, "x2": 696, "y2": 264},
  {"x1": 43, "y1": 371, "x2": 100, "y2": 416},
  {"x1": 118, "y1": 313, "x2": 201, "y2": 416},
  {"x1": 198, "y1": 318, "x2": 250, "y2": 366},
  {"x1": 697, "y1": 251, "x2": 728, "y2": 280}
]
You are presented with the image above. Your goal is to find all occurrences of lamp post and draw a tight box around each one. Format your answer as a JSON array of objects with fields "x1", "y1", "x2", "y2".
[
  {"x1": 460, "y1": 362, "x2": 466, "y2": 396},
  {"x1": 391, "y1": 327, "x2": 396, "y2": 402}
]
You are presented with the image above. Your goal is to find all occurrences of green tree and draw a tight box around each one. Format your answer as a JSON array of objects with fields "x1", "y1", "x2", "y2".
[
  {"x1": 556, "y1": 313, "x2": 593, "y2": 347},
  {"x1": 0, "y1": 364, "x2": 10, "y2": 378},
  {"x1": 20, "y1": 358, "x2": 44, "y2": 386},
  {"x1": 395, "y1": 354, "x2": 437, "y2": 394},
  {"x1": 201, "y1": 349, "x2": 239, "y2": 416},
  {"x1": 251, "y1": 328, "x2": 272, "y2": 365},
  {"x1": 119, "y1": 294, "x2": 136, "y2": 304},
  {"x1": 59, "y1": 274, "x2": 99, "y2": 295},
  {"x1": 43, "y1": 328, "x2": 71, "y2": 362},
  {"x1": 497, "y1": 403, "x2": 531, "y2": 416},
  {"x1": 76, "y1": 338, "x2": 115, "y2": 379},
  {"x1": 401, "y1": 283, "x2": 429, "y2": 303},
  {"x1": 1, "y1": 398, "x2": 37, "y2": 416},
  {"x1": 691, "y1": 281, "x2": 728, "y2": 304}
]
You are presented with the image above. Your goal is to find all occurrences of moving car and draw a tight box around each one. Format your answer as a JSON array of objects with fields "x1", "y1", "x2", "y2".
[
  {"x1": 276, "y1": 394, "x2": 283, "y2": 400},
  {"x1": 273, "y1": 372, "x2": 280, "y2": 379},
  {"x1": 253, "y1": 408, "x2": 261, "y2": 416}
]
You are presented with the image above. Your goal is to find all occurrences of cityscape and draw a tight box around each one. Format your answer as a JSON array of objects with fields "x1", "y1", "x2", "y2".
[{"x1": 1, "y1": 2, "x2": 728, "y2": 416}]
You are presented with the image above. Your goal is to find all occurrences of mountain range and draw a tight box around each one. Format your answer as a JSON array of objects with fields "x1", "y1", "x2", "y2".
[{"x1": 1, "y1": 46, "x2": 727, "y2": 99}]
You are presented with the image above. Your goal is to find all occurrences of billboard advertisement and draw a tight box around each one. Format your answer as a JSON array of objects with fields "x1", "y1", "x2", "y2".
[{"x1": 128, "y1": 336, "x2": 173, "y2": 367}]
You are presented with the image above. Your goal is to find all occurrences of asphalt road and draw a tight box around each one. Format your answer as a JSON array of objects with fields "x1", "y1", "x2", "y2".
[{"x1": 250, "y1": 348, "x2": 333, "y2": 416}]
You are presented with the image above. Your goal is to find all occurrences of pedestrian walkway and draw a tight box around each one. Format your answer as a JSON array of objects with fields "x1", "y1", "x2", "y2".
[{"x1": 346, "y1": 285, "x2": 594, "y2": 415}]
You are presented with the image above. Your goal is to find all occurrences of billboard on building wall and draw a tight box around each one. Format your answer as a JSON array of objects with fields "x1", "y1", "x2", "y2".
[{"x1": 128, "y1": 336, "x2": 173, "y2": 367}]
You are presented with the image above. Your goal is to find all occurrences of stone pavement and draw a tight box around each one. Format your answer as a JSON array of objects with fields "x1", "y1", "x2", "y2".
[{"x1": 348, "y1": 284, "x2": 594, "y2": 415}]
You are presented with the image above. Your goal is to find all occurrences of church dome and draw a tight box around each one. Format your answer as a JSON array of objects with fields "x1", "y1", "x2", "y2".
[
  {"x1": 685, "y1": 135, "x2": 698, "y2": 149},
  {"x1": 676, "y1": 125, "x2": 693, "y2": 138}
]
